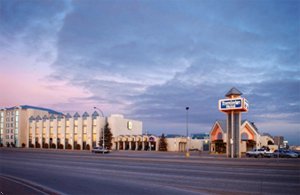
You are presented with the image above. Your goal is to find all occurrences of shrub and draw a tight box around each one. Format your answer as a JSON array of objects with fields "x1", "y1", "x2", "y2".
[
  {"x1": 76, "y1": 144, "x2": 81, "y2": 150},
  {"x1": 6, "y1": 143, "x2": 10, "y2": 147},
  {"x1": 159, "y1": 134, "x2": 168, "y2": 151},
  {"x1": 67, "y1": 144, "x2": 72, "y2": 150},
  {"x1": 0, "y1": 143, "x2": 3, "y2": 147},
  {"x1": 86, "y1": 144, "x2": 90, "y2": 150},
  {"x1": 58, "y1": 144, "x2": 64, "y2": 149},
  {"x1": 51, "y1": 143, "x2": 56, "y2": 149},
  {"x1": 35, "y1": 143, "x2": 41, "y2": 148},
  {"x1": 22, "y1": 143, "x2": 26, "y2": 148},
  {"x1": 43, "y1": 143, "x2": 49, "y2": 148},
  {"x1": 11, "y1": 142, "x2": 16, "y2": 148},
  {"x1": 29, "y1": 143, "x2": 34, "y2": 148}
]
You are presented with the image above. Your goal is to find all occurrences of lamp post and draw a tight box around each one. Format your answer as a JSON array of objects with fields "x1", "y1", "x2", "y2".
[
  {"x1": 94, "y1": 107, "x2": 105, "y2": 154},
  {"x1": 186, "y1": 107, "x2": 190, "y2": 157}
]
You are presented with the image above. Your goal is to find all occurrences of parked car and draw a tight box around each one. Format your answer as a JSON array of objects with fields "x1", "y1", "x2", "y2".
[
  {"x1": 283, "y1": 150, "x2": 298, "y2": 158},
  {"x1": 273, "y1": 149, "x2": 285, "y2": 158},
  {"x1": 246, "y1": 149, "x2": 265, "y2": 158},
  {"x1": 246, "y1": 148, "x2": 273, "y2": 158},
  {"x1": 273, "y1": 150, "x2": 298, "y2": 158},
  {"x1": 291, "y1": 150, "x2": 300, "y2": 158},
  {"x1": 91, "y1": 146, "x2": 110, "y2": 153}
]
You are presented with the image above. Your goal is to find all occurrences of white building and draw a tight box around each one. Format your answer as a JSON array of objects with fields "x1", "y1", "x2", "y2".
[
  {"x1": 0, "y1": 105, "x2": 62, "y2": 147},
  {"x1": 28, "y1": 112, "x2": 142, "y2": 150}
]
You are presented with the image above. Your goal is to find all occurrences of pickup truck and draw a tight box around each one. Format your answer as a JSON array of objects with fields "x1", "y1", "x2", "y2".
[{"x1": 246, "y1": 149, "x2": 273, "y2": 158}]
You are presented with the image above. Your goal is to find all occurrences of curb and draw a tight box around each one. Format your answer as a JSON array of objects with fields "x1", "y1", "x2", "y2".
[{"x1": 0, "y1": 174, "x2": 63, "y2": 195}]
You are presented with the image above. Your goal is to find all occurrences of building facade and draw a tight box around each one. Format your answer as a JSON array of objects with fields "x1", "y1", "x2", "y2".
[
  {"x1": 0, "y1": 105, "x2": 62, "y2": 147},
  {"x1": 113, "y1": 135, "x2": 189, "y2": 152},
  {"x1": 210, "y1": 120, "x2": 276, "y2": 153},
  {"x1": 27, "y1": 112, "x2": 142, "y2": 150},
  {"x1": 273, "y1": 136, "x2": 284, "y2": 148}
]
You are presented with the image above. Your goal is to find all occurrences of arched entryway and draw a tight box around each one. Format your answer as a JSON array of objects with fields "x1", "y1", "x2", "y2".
[
  {"x1": 214, "y1": 140, "x2": 226, "y2": 153},
  {"x1": 149, "y1": 136, "x2": 156, "y2": 151}
]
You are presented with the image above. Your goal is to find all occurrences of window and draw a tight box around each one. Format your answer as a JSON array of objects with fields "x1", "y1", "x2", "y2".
[
  {"x1": 11, "y1": 129, "x2": 13, "y2": 133},
  {"x1": 11, "y1": 135, "x2": 13, "y2": 139},
  {"x1": 217, "y1": 132, "x2": 223, "y2": 140},
  {"x1": 92, "y1": 126, "x2": 97, "y2": 134},
  {"x1": 57, "y1": 127, "x2": 62, "y2": 136},
  {"x1": 241, "y1": 133, "x2": 249, "y2": 141},
  {"x1": 74, "y1": 126, "x2": 78, "y2": 134},
  {"x1": 11, "y1": 117, "x2": 13, "y2": 121},
  {"x1": 6, "y1": 118, "x2": 9, "y2": 122},
  {"x1": 6, "y1": 129, "x2": 9, "y2": 133},
  {"x1": 50, "y1": 127, "x2": 54, "y2": 135},
  {"x1": 66, "y1": 126, "x2": 70, "y2": 134}
]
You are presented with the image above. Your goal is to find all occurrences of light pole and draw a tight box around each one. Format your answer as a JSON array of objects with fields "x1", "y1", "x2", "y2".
[
  {"x1": 94, "y1": 107, "x2": 105, "y2": 154},
  {"x1": 186, "y1": 107, "x2": 190, "y2": 157}
]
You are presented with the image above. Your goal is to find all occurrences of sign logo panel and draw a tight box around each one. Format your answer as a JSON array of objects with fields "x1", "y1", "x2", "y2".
[{"x1": 219, "y1": 98, "x2": 248, "y2": 112}]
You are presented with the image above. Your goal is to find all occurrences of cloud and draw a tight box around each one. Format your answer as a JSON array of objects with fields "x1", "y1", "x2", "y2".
[{"x1": 1, "y1": 0, "x2": 299, "y2": 144}]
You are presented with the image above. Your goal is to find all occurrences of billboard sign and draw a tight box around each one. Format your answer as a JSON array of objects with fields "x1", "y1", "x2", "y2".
[{"x1": 219, "y1": 98, "x2": 248, "y2": 112}]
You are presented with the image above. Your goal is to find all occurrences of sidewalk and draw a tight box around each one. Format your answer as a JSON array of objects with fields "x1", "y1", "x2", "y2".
[{"x1": 0, "y1": 175, "x2": 59, "y2": 195}]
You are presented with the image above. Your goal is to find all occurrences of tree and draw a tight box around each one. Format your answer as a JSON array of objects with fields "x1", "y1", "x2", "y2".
[
  {"x1": 99, "y1": 122, "x2": 113, "y2": 150},
  {"x1": 159, "y1": 133, "x2": 168, "y2": 151}
]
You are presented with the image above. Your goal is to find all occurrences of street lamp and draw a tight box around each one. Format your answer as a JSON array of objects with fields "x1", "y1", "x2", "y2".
[
  {"x1": 94, "y1": 107, "x2": 105, "y2": 154},
  {"x1": 186, "y1": 107, "x2": 190, "y2": 157}
]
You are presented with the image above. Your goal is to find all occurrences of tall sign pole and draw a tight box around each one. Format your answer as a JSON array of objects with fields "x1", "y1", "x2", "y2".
[
  {"x1": 218, "y1": 87, "x2": 249, "y2": 158},
  {"x1": 186, "y1": 107, "x2": 190, "y2": 157}
]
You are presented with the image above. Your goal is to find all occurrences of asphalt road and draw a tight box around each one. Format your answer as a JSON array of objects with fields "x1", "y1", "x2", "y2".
[{"x1": 0, "y1": 148, "x2": 299, "y2": 195}]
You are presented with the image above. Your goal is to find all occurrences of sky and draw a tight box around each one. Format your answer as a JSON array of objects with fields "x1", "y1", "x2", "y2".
[{"x1": 0, "y1": 0, "x2": 299, "y2": 145}]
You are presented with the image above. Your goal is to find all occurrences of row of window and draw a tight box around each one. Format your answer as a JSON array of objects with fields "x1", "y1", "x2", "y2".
[
  {"x1": 5, "y1": 135, "x2": 14, "y2": 139},
  {"x1": 2, "y1": 111, "x2": 19, "y2": 116},
  {"x1": 5, "y1": 123, "x2": 17, "y2": 128},
  {"x1": 1, "y1": 129, "x2": 19, "y2": 134},
  {"x1": 32, "y1": 119, "x2": 97, "y2": 127},
  {"x1": 30, "y1": 125, "x2": 97, "y2": 134},
  {"x1": 6, "y1": 117, "x2": 17, "y2": 122}
]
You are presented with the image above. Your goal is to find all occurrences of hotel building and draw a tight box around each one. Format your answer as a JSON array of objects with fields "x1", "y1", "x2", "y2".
[
  {"x1": 0, "y1": 105, "x2": 62, "y2": 147},
  {"x1": 28, "y1": 112, "x2": 142, "y2": 150}
]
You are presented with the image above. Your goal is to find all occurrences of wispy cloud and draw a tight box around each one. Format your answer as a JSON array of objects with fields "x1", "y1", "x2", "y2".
[{"x1": 0, "y1": 0, "x2": 299, "y2": 144}]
